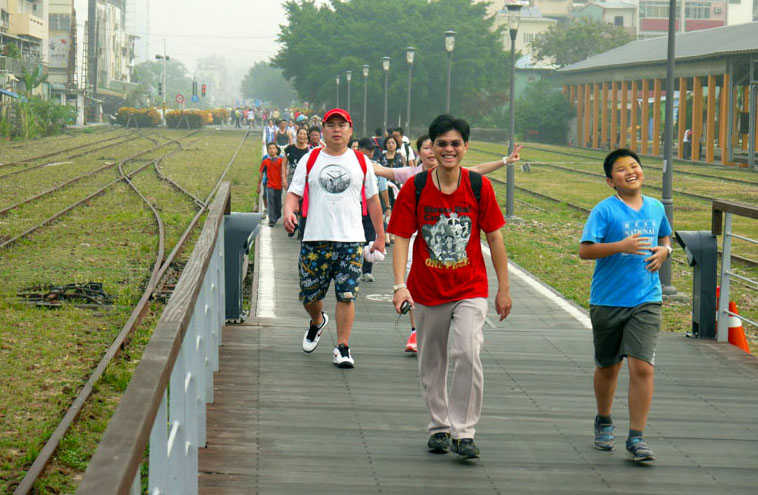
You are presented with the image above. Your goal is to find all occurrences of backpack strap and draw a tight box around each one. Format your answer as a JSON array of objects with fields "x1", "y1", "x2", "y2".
[
  {"x1": 468, "y1": 170, "x2": 483, "y2": 203},
  {"x1": 414, "y1": 169, "x2": 482, "y2": 207},
  {"x1": 353, "y1": 149, "x2": 368, "y2": 216},
  {"x1": 301, "y1": 147, "x2": 322, "y2": 218}
]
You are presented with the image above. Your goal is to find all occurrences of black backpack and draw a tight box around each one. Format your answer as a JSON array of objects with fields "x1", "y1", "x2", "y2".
[{"x1": 413, "y1": 169, "x2": 483, "y2": 207}]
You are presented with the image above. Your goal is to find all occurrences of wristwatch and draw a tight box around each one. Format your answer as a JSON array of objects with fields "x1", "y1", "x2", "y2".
[
  {"x1": 664, "y1": 245, "x2": 673, "y2": 257},
  {"x1": 393, "y1": 283, "x2": 407, "y2": 292},
  {"x1": 501, "y1": 156, "x2": 509, "y2": 165}
]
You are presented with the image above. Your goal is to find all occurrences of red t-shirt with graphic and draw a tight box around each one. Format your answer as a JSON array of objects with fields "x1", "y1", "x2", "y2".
[
  {"x1": 260, "y1": 156, "x2": 283, "y2": 190},
  {"x1": 387, "y1": 168, "x2": 505, "y2": 306}
]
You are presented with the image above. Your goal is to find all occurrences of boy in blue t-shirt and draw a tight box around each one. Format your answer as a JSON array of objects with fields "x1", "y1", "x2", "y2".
[{"x1": 579, "y1": 149, "x2": 672, "y2": 463}]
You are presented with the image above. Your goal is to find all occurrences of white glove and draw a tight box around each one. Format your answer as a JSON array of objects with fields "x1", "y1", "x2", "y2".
[{"x1": 363, "y1": 241, "x2": 385, "y2": 263}]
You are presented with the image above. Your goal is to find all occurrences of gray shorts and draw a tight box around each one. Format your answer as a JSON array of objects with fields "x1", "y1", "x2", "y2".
[{"x1": 590, "y1": 302, "x2": 661, "y2": 368}]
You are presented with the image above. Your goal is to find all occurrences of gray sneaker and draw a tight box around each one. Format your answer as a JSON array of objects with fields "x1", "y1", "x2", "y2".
[
  {"x1": 427, "y1": 432, "x2": 451, "y2": 454},
  {"x1": 594, "y1": 419, "x2": 615, "y2": 451},
  {"x1": 450, "y1": 438, "x2": 480, "y2": 459},
  {"x1": 626, "y1": 437, "x2": 655, "y2": 462}
]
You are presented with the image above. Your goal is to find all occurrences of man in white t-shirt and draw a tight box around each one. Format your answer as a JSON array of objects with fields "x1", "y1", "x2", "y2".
[
  {"x1": 283, "y1": 108, "x2": 386, "y2": 368},
  {"x1": 392, "y1": 127, "x2": 417, "y2": 167}
]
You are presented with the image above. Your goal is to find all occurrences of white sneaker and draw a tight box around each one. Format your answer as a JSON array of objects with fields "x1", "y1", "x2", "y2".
[
  {"x1": 361, "y1": 273, "x2": 375, "y2": 282},
  {"x1": 332, "y1": 344, "x2": 354, "y2": 368},
  {"x1": 302, "y1": 313, "x2": 328, "y2": 353}
]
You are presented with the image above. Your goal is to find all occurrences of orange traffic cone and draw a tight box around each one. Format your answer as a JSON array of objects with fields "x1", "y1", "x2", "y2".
[{"x1": 727, "y1": 301, "x2": 750, "y2": 353}]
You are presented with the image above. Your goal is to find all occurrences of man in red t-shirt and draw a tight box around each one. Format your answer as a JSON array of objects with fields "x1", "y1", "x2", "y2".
[
  {"x1": 257, "y1": 142, "x2": 286, "y2": 227},
  {"x1": 388, "y1": 114, "x2": 512, "y2": 460}
]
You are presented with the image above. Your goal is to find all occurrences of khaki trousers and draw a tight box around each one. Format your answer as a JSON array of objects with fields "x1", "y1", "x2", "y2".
[{"x1": 415, "y1": 298, "x2": 487, "y2": 439}]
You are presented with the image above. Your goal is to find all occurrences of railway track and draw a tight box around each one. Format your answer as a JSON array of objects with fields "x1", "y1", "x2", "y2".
[
  {"x1": 13, "y1": 130, "x2": 252, "y2": 495},
  {"x1": 519, "y1": 144, "x2": 758, "y2": 188},
  {"x1": 0, "y1": 130, "x2": 200, "y2": 248},
  {"x1": 469, "y1": 146, "x2": 756, "y2": 205},
  {"x1": 486, "y1": 174, "x2": 758, "y2": 268},
  {"x1": 0, "y1": 131, "x2": 135, "y2": 171}
]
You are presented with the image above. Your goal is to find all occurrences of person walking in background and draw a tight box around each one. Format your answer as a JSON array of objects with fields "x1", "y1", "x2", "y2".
[
  {"x1": 258, "y1": 142, "x2": 286, "y2": 228},
  {"x1": 388, "y1": 114, "x2": 512, "y2": 460},
  {"x1": 579, "y1": 148, "x2": 672, "y2": 463},
  {"x1": 283, "y1": 127, "x2": 311, "y2": 238},
  {"x1": 275, "y1": 119, "x2": 292, "y2": 149},
  {"x1": 264, "y1": 119, "x2": 276, "y2": 144},
  {"x1": 392, "y1": 127, "x2": 417, "y2": 167},
  {"x1": 283, "y1": 108, "x2": 386, "y2": 369}
]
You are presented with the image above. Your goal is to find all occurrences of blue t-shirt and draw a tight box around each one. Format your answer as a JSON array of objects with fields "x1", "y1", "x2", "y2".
[{"x1": 581, "y1": 195, "x2": 672, "y2": 307}]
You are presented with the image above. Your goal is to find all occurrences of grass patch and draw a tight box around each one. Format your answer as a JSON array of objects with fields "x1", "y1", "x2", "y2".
[{"x1": 1, "y1": 129, "x2": 260, "y2": 493}]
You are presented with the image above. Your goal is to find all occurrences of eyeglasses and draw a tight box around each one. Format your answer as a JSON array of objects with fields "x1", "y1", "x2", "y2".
[
  {"x1": 325, "y1": 121, "x2": 350, "y2": 130},
  {"x1": 434, "y1": 140, "x2": 463, "y2": 148}
]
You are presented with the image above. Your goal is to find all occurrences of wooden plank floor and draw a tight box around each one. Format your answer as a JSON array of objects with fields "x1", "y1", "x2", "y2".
[{"x1": 199, "y1": 223, "x2": 758, "y2": 494}]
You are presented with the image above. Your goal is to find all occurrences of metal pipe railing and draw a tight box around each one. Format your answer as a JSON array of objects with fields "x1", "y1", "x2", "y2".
[{"x1": 712, "y1": 200, "x2": 758, "y2": 343}]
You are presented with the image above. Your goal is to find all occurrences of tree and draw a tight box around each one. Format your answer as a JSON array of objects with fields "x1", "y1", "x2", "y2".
[
  {"x1": 531, "y1": 18, "x2": 632, "y2": 68},
  {"x1": 273, "y1": 0, "x2": 511, "y2": 129},
  {"x1": 240, "y1": 62, "x2": 296, "y2": 109},
  {"x1": 515, "y1": 80, "x2": 575, "y2": 144},
  {"x1": 131, "y1": 59, "x2": 193, "y2": 103},
  {"x1": 20, "y1": 65, "x2": 48, "y2": 97}
]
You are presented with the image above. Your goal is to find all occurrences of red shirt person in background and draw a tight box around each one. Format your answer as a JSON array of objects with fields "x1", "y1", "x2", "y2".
[
  {"x1": 257, "y1": 142, "x2": 286, "y2": 227},
  {"x1": 388, "y1": 114, "x2": 512, "y2": 460}
]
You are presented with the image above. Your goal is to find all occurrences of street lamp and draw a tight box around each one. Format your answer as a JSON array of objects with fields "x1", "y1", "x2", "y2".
[
  {"x1": 405, "y1": 47, "x2": 416, "y2": 133},
  {"x1": 382, "y1": 56, "x2": 390, "y2": 133},
  {"x1": 362, "y1": 64, "x2": 369, "y2": 136},
  {"x1": 336, "y1": 74, "x2": 340, "y2": 108},
  {"x1": 505, "y1": 2, "x2": 522, "y2": 218},
  {"x1": 444, "y1": 30, "x2": 456, "y2": 113},
  {"x1": 346, "y1": 70, "x2": 352, "y2": 114}
]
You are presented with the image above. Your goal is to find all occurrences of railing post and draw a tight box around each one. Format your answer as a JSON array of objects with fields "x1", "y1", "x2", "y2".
[
  {"x1": 167, "y1": 346, "x2": 187, "y2": 494},
  {"x1": 183, "y1": 318, "x2": 199, "y2": 495},
  {"x1": 717, "y1": 212, "x2": 733, "y2": 343},
  {"x1": 149, "y1": 391, "x2": 168, "y2": 494}
]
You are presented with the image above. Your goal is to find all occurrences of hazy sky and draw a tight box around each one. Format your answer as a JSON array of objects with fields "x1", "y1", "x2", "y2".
[{"x1": 129, "y1": 0, "x2": 328, "y2": 72}]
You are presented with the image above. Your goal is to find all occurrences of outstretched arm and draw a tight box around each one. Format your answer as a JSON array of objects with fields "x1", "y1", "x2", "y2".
[{"x1": 467, "y1": 144, "x2": 523, "y2": 175}]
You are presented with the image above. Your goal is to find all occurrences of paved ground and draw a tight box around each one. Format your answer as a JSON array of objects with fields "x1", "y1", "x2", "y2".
[{"x1": 199, "y1": 222, "x2": 758, "y2": 494}]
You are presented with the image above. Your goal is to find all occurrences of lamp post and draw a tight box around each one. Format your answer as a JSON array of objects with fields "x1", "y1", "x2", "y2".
[
  {"x1": 505, "y1": 3, "x2": 522, "y2": 219},
  {"x1": 362, "y1": 64, "x2": 369, "y2": 137},
  {"x1": 345, "y1": 70, "x2": 352, "y2": 114},
  {"x1": 155, "y1": 40, "x2": 170, "y2": 124},
  {"x1": 382, "y1": 56, "x2": 390, "y2": 133},
  {"x1": 336, "y1": 74, "x2": 340, "y2": 108},
  {"x1": 405, "y1": 46, "x2": 415, "y2": 133},
  {"x1": 660, "y1": 0, "x2": 678, "y2": 294},
  {"x1": 444, "y1": 30, "x2": 456, "y2": 113}
]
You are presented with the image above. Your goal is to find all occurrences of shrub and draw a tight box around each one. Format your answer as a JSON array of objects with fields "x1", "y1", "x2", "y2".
[
  {"x1": 211, "y1": 108, "x2": 229, "y2": 125},
  {"x1": 115, "y1": 107, "x2": 161, "y2": 127},
  {"x1": 165, "y1": 110, "x2": 207, "y2": 129}
]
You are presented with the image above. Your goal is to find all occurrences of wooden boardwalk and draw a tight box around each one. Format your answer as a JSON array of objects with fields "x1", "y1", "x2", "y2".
[{"x1": 199, "y1": 223, "x2": 758, "y2": 494}]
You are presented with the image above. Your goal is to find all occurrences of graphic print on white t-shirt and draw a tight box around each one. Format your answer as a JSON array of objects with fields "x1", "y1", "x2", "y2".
[
  {"x1": 319, "y1": 164, "x2": 352, "y2": 195},
  {"x1": 421, "y1": 212, "x2": 471, "y2": 265}
]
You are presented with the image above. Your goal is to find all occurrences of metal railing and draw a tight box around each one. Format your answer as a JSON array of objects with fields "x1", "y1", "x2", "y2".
[
  {"x1": 712, "y1": 200, "x2": 758, "y2": 342},
  {"x1": 76, "y1": 183, "x2": 231, "y2": 495}
]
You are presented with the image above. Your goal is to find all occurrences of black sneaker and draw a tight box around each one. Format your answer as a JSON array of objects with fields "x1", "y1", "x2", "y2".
[
  {"x1": 427, "y1": 432, "x2": 451, "y2": 454},
  {"x1": 302, "y1": 313, "x2": 328, "y2": 353},
  {"x1": 332, "y1": 343, "x2": 354, "y2": 368},
  {"x1": 451, "y1": 438, "x2": 480, "y2": 459}
]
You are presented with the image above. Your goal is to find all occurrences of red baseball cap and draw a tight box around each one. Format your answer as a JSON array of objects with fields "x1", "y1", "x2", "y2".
[{"x1": 323, "y1": 108, "x2": 353, "y2": 127}]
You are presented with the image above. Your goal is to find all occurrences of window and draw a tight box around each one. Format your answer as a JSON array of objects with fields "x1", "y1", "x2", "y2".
[
  {"x1": 614, "y1": 16, "x2": 624, "y2": 26},
  {"x1": 49, "y1": 14, "x2": 72, "y2": 31},
  {"x1": 523, "y1": 32, "x2": 535, "y2": 44}
]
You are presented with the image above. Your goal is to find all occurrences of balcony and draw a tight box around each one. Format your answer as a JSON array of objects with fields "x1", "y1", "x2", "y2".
[{"x1": 9, "y1": 13, "x2": 47, "y2": 40}]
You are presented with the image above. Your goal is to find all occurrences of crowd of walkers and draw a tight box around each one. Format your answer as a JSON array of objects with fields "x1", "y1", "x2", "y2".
[{"x1": 256, "y1": 106, "x2": 669, "y2": 465}]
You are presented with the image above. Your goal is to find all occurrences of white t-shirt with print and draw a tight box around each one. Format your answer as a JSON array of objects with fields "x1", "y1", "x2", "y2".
[
  {"x1": 397, "y1": 136, "x2": 417, "y2": 163},
  {"x1": 289, "y1": 148, "x2": 379, "y2": 242}
]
